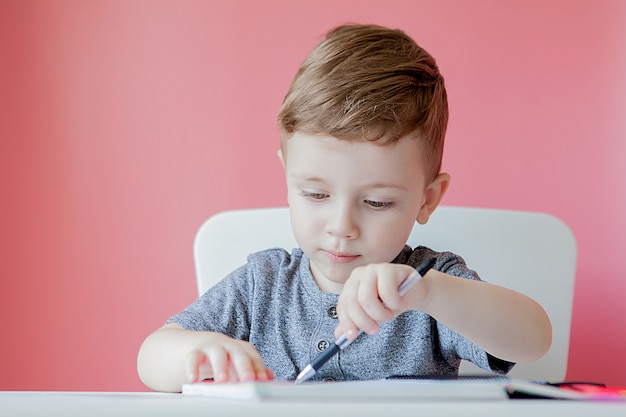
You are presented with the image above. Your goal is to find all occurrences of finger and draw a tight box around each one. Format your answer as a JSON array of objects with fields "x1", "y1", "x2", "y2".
[
  {"x1": 206, "y1": 345, "x2": 230, "y2": 382},
  {"x1": 185, "y1": 350, "x2": 207, "y2": 383},
  {"x1": 334, "y1": 302, "x2": 360, "y2": 339},
  {"x1": 357, "y1": 271, "x2": 394, "y2": 323},
  {"x1": 340, "y1": 267, "x2": 382, "y2": 335},
  {"x1": 227, "y1": 345, "x2": 259, "y2": 382},
  {"x1": 335, "y1": 278, "x2": 361, "y2": 339},
  {"x1": 226, "y1": 364, "x2": 239, "y2": 382},
  {"x1": 345, "y1": 298, "x2": 380, "y2": 335},
  {"x1": 376, "y1": 268, "x2": 412, "y2": 311},
  {"x1": 334, "y1": 320, "x2": 360, "y2": 340},
  {"x1": 249, "y1": 354, "x2": 272, "y2": 381},
  {"x1": 234, "y1": 341, "x2": 273, "y2": 381},
  {"x1": 239, "y1": 344, "x2": 273, "y2": 381},
  {"x1": 337, "y1": 288, "x2": 379, "y2": 337}
]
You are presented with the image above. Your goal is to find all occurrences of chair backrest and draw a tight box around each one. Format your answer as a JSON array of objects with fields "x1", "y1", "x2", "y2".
[{"x1": 193, "y1": 206, "x2": 577, "y2": 382}]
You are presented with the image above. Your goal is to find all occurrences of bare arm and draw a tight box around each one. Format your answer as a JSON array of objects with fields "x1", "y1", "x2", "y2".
[
  {"x1": 335, "y1": 264, "x2": 552, "y2": 364},
  {"x1": 416, "y1": 270, "x2": 552, "y2": 363},
  {"x1": 137, "y1": 323, "x2": 273, "y2": 392}
]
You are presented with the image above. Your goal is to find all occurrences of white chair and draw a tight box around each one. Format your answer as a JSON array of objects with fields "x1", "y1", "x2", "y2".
[{"x1": 193, "y1": 206, "x2": 577, "y2": 382}]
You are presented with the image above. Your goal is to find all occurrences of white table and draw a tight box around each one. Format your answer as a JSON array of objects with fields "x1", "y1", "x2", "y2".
[{"x1": 2, "y1": 391, "x2": 626, "y2": 417}]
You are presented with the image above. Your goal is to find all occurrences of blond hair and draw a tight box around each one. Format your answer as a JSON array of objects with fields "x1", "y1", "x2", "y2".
[{"x1": 278, "y1": 24, "x2": 448, "y2": 180}]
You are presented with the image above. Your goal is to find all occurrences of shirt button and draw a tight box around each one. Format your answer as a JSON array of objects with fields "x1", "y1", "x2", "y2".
[
  {"x1": 327, "y1": 305, "x2": 337, "y2": 319},
  {"x1": 316, "y1": 339, "x2": 330, "y2": 352}
]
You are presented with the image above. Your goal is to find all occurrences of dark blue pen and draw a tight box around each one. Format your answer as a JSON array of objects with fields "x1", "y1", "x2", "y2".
[{"x1": 294, "y1": 257, "x2": 437, "y2": 384}]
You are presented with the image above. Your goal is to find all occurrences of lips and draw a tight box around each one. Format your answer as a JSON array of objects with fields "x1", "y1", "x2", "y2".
[{"x1": 322, "y1": 250, "x2": 360, "y2": 264}]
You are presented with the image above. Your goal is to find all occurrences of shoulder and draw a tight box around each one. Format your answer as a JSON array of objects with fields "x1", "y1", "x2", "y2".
[
  {"x1": 245, "y1": 247, "x2": 305, "y2": 269},
  {"x1": 393, "y1": 245, "x2": 481, "y2": 281},
  {"x1": 243, "y1": 247, "x2": 307, "y2": 284}
]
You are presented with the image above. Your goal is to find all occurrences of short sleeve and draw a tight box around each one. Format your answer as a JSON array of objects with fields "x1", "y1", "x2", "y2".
[
  {"x1": 166, "y1": 261, "x2": 255, "y2": 340},
  {"x1": 396, "y1": 245, "x2": 516, "y2": 375}
]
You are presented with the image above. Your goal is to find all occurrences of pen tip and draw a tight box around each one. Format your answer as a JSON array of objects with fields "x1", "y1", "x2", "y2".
[{"x1": 294, "y1": 365, "x2": 315, "y2": 385}]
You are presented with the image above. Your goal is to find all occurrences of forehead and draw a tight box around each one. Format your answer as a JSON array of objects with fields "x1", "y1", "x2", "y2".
[{"x1": 282, "y1": 132, "x2": 427, "y2": 186}]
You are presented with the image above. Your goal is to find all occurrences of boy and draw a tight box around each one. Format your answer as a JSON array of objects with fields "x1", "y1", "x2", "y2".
[{"x1": 137, "y1": 24, "x2": 552, "y2": 393}]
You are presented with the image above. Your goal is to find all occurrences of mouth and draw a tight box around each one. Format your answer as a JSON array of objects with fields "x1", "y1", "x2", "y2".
[{"x1": 321, "y1": 250, "x2": 360, "y2": 264}]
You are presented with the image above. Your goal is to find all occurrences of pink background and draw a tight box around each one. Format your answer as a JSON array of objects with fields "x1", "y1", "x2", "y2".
[{"x1": 1, "y1": 0, "x2": 625, "y2": 391}]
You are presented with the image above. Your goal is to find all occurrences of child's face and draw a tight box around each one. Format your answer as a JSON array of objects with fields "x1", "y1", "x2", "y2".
[{"x1": 280, "y1": 131, "x2": 440, "y2": 293}]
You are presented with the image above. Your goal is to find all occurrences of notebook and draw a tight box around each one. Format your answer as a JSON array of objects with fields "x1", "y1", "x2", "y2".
[
  {"x1": 182, "y1": 378, "x2": 626, "y2": 402},
  {"x1": 182, "y1": 378, "x2": 509, "y2": 401}
]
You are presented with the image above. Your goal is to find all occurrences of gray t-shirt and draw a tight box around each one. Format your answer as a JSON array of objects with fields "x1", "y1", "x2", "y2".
[{"x1": 167, "y1": 245, "x2": 514, "y2": 382}]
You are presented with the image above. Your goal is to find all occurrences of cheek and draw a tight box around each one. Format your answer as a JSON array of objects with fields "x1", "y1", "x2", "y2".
[
  {"x1": 371, "y1": 217, "x2": 415, "y2": 249},
  {"x1": 290, "y1": 219, "x2": 319, "y2": 254},
  {"x1": 289, "y1": 205, "x2": 315, "y2": 241},
  {"x1": 377, "y1": 222, "x2": 405, "y2": 242}
]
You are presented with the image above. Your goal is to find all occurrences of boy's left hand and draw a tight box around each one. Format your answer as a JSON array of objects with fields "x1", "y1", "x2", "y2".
[{"x1": 334, "y1": 263, "x2": 428, "y2": 340}]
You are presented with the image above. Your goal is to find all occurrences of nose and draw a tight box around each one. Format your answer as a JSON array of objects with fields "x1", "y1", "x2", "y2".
[{"x1": 325, "y1": 203, "x2": 359, "y2": 240}]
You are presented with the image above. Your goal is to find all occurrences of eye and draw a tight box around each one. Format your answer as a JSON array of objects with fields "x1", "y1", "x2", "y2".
[
  {"x1": 300, "y1": 191, "x2": 328, "y2": 201},
  {"x1": 365, "y1": 200, "x2": 394, "y2": 209}
]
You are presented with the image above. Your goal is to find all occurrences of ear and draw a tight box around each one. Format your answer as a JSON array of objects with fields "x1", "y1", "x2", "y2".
[
  {"x1": 277, "y1": 148, "x2": 285, "y2": 169},
  {"x1": 416, "y1": 173, "x2": 450, "y2": 225}
]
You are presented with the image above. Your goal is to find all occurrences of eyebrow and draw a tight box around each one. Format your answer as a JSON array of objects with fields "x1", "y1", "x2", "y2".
[
  {"x1": 366, "y1": 183, "x2": 409, "y2": 191},
  {"x1": 292, "y1": 175, "x2": 408, "y2": 191}
]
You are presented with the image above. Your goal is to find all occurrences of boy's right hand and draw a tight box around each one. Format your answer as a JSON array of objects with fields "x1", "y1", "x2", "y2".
[
  {"x1": 137, "y1": 323, "x2": 274, "y2": 391},
  {"x1": 185, "y1": 331, "x2": 274, "y2": 383}
]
